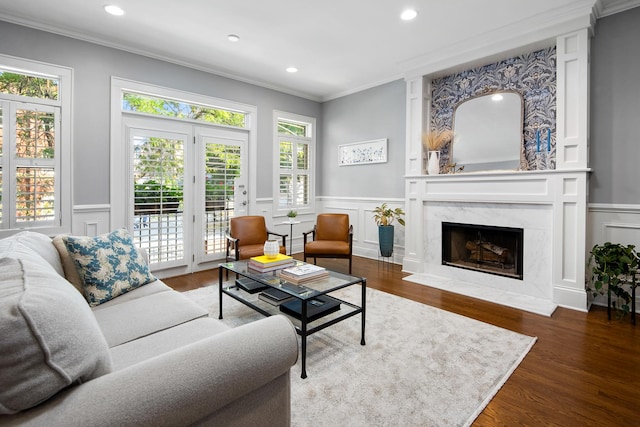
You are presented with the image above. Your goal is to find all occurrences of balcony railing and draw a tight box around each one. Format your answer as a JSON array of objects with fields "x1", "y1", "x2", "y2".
[{"x1": 132, "y1": 208, "x2": 232, "y2": 264}]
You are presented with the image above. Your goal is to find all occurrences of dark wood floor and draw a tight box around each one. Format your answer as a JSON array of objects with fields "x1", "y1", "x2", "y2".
[{"x1": 164, "y1": 255, "x2": 640, "y2": 426}]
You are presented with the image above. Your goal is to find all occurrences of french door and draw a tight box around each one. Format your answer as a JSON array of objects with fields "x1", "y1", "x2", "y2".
[
  {"x1": 125, "y1": 116, "x2": 247, "y2": 274},
  {"x1": 195, "y1": 127, "x2": 247, "y2": 264}
]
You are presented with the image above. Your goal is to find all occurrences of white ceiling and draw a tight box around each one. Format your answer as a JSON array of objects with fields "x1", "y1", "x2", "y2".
[{"x1": 0, "y1": 0, "x2": 636, "y2": 101}]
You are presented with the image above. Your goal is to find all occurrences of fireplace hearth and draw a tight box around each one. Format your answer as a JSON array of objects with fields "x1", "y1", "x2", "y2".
[{"x1": 442, "y1": 222, "x2": 524, "y2": 280}]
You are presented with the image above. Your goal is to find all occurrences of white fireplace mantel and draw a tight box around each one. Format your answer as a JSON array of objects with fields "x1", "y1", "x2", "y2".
[
  {"x1": 403, "y1": 170, "x2": 589, "y2": 312},
  {"x1": 402, "y1": 28, "x2": 592, "y2": 312}
]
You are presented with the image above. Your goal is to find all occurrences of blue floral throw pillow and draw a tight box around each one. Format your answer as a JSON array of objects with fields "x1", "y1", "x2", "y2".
[{"x1": 63, "y1": 229, "x2": 156, "y2": 306}]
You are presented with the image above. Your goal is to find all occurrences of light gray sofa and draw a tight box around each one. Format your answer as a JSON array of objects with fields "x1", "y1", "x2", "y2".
[{"x1": 0, "y1": 231, "x2": 298, "y2": 426}]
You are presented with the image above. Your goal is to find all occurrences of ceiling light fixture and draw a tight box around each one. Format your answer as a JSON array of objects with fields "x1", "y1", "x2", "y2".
[
  {"x1": 104, "y1": 5, "x2": 125, "y2": 16},
  {"x1": 400, "y1": 9, "x2": 418, "y2": 21},
  {"x1": 227, "y1": 34, "x2": 240, "y2": 42},
  {"x1": 286, "y1": 67, "x2": 298, "y2": 73}
]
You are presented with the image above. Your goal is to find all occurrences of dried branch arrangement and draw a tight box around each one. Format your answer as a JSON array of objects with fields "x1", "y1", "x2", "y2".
[{"x1": 422, "y1": 130, "x2": 454, "y2": 151}]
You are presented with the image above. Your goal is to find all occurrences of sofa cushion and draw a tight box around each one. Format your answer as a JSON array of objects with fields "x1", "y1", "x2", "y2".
[
  {"x1": 91, "y1": 279, "x2": 172, "y2": 309},
  {"x1": 0, "y1": 231, "x2": 64, "y2": 278},
  {"x1": 109, "y1": 317, "x2": 230, "y2": 370},
  {"x1": 0, "y1": 256, "x2": 112, "y2": 415},
  {"x1": 92, "y1": 290, "x2": 208, "y2": 347},
  {"x1": 62, "y1": 229, "x2": 156, "y2": 306}
]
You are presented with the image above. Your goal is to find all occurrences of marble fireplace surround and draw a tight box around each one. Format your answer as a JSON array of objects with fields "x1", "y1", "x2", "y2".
[{"x1": 403, "y1": 169, "x2": 589, "y2": 315}]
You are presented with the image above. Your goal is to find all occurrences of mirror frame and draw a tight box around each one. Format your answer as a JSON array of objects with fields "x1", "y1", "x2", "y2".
[{"x1": 451, "y1": 90, "x2": 527, "y2": 172}]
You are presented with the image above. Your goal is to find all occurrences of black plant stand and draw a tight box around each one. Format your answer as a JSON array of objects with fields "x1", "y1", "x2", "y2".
[{"x1": 607, "y1": 274, "x2": 637, "y2": 325}]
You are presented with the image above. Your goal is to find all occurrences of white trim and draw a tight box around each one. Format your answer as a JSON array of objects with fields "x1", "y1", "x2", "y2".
[
  {"x1": 589, "y1": 203, "x2": 640, "y2": 213},
  {"x1": 594, "y1": 0, "x2": 640, "y2": 18},
  {"x1": 402, "y1": 4, "x2": 595, "y2": 80},
  {"x1": 0, "y1": 15, "x2": 323, "y2": 103},
  {"x1": 74, "y1": 204, "x2": 111, "y2": 212}
]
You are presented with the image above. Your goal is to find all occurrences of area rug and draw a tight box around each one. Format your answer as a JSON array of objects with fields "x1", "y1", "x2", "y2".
[{"x1": 184, "y1": 285, "x2": 536, "y2": 427}]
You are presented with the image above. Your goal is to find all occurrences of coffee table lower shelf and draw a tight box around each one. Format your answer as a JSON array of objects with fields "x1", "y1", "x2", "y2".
[{"x1": 218, "y1": 265, "x2": 366, "y2": 379}]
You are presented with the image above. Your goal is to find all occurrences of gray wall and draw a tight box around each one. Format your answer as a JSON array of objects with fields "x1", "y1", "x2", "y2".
[
  {"x1": 590, "y1": 6, "x2": 640, "y2": 204},
  {"x1": 0, "y1": 20, "x2": 321, "y2": 205},
  {"x1": 320, "y1": 79, "x2": 406, "y2": 198}
]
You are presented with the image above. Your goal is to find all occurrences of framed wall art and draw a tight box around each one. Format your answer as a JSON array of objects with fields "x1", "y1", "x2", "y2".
[{"x1": 338, "y1": 138, "x2": 387, "y2": 166}]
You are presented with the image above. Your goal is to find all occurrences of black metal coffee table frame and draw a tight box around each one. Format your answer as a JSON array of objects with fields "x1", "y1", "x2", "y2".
[{"x1": 218, "y1": 261, "x2": 366, "y2": 379}]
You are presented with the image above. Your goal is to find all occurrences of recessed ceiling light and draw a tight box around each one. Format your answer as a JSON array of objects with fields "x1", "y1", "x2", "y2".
[
  {"x1": 104, "y1": 5, "x2": 125, "y2": 16},
  {"x1": 400, "y1": 9, "x2": 418, "y2": 21},
  {"x1": 227, "y1": 34, "x2": 240, "y2": 42},
  {"x1": 286, "y1": 67, "x2": 298, "y2": 73}
]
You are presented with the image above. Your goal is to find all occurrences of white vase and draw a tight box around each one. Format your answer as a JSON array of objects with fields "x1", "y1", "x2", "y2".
[
  {"x1": 427, "y1": 151, "x2": 440, "y2": 175},
  {"x1": 263, "y1": 239, "x2": 280, "y2": 259}
]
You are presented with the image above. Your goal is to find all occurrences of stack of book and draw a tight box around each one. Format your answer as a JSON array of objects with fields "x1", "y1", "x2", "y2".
[
  {"x1": 258, "y1": 287, "x2": 294, "y2": 306},
  {"x1": 248, "y1": 254, "x2": 295, "y2": 272},
  {"x1": 279, "y1": 264, "x2": 329, "y2": 284},
  {"x1": 235, "y1": 277, "x2": 267, "y2": 294},
  {"x1": 279, "y1": 295, "x2": 341, "y2": 322}
]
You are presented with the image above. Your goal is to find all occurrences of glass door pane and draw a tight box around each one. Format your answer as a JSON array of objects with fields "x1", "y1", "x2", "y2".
[
  {"x1": 130, "y1": 129, "x2": 188, "y2": 269},
  {"x1": 196, "y1": 127, "x2": 247, "y2": 263}
]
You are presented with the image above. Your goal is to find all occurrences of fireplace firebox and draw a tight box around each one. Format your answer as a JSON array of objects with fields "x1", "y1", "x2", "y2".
[{"x1": 442, "y1": 222, "x2": 523, "y2": 280}]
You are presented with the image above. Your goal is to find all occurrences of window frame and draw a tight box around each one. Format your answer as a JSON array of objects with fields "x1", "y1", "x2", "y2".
[
  {"x1": 0, "y1": 54, "x2": 72, "y2": 237},
  {"x1": 273, "y1": 110, "x2": 316, "y2": 216}
]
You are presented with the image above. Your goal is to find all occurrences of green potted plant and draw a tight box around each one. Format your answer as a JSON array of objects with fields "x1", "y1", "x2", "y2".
[
  {"x1": 372, "y1": 203, "x2": 405, "y2": 257},
  {"x1": 286, "y1": 210, "x2": 298, "y2": 221},
  {"x1": 587, "y1": 242, "x2": 639, "y2": 319}
]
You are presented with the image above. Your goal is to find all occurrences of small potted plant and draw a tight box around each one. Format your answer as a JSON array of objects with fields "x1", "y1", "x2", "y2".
[
  {"x1": 286, "y1": 210, "x2": 298, "y2": 222},
  {"x1": 372, "y1": 203, "x2": 405, "y2": 257},
  {"x1": 587, "y1": 242, "x2": 639, "y2": 320}
]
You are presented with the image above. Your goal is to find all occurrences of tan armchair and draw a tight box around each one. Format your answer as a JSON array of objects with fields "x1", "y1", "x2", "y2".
[
  {"x1": 225, "y1": 216, "x2": 287, "y2": 263},
  {"x1": 303, "y1": 213, "x2": 353, "y2": 273}
]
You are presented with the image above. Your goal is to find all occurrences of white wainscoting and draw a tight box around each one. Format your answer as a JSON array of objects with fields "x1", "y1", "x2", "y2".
[
  {"x1": 587, "y1": 203, "x2": 640, "y2": 312},
  {"x1": 72, "y1": 204, "x2": 111, "y2": 236},
  {"x1": 256, "y1": 197, "x2": 406, "y2": 263},
  {"x1": 71, "y1": 199, "x2": 408, "y2": 268},
  {"x1": 315, "y1": 197, "x2": 406, "y2": 264}
]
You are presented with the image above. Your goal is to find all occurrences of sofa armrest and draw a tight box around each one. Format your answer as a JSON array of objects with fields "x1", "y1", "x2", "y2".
[{"x1": 4, "y1": 315, "x2": 298, "y2": 427}]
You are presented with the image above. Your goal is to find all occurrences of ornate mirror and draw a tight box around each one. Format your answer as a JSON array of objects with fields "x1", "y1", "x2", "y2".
[{"x1": 451, "y1": 91, "x2": 524, "y2": 172}]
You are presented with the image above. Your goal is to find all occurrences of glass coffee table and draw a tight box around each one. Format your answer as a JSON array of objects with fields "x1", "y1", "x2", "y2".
[{"x1": 218, "y1": 260, "x2": 366, "y2": 379}]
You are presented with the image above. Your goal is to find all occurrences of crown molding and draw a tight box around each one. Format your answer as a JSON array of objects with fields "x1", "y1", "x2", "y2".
[
  {"x1": 0, "y1": 14, "x2": 323, "y2": 103},
  {"x1": 593, "y1": 0, "x2": 640, "y2": 18},
  {"x1": 402, "y1": 2, "x2": 596, "y2": 80}
]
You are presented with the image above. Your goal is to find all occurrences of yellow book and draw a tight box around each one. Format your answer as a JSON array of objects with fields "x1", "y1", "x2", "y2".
[{"x1": 250, "y1": 253, "x2": 293, "y2": 265}]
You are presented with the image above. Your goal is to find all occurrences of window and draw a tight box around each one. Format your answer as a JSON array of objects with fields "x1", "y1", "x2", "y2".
[
  {"x1": 274, "y1": 111, "x2": 315, "y2": 213},
  {"x1": 122, "y1": 91, "x2": 246, "y2": 128},
  {"x1": 0, "y1": 58, "x2": 71, "y2": 235}
]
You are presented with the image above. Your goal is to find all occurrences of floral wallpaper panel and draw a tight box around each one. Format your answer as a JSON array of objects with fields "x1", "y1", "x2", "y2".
[{"x1": 430, "y1": 46, "x2": 556, "y2": 171}]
